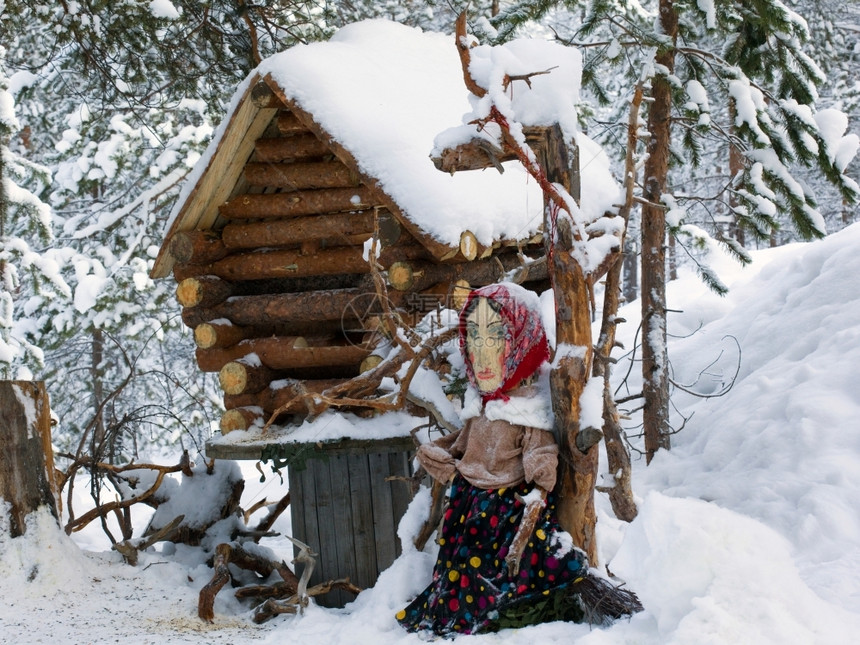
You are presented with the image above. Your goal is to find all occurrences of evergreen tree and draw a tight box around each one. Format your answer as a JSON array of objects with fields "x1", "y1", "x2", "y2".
[
  {"x1": 486, "y1": 0, "x2": 858, "y2": 461},
  {"x1": 0, "y1": 45, "x2": 70, "y2": 378}
]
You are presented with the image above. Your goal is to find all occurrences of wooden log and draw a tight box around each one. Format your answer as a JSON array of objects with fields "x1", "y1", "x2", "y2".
[
  {"x1": 224, "y1": 378, "x2": 350, "y2": 413},
  {"x1": 431, "y1": 126, "x2": 546, "y2": 173},
  {"x1": 419, "y1": 279, "x2": 471, "y2": 312},
  {"x1": 537, "y1": 125, "x2": 599, "y2": 565},
  {"x1": 244, "y1": 161, "x2": 360, "y2": 191},
  {"x1": 276, "y1": 111, "x2": 309, "y2": 135},
  {"x1": 178, "y1": 247, "x2": 372, "y2": 282},
  {"x1": 220, "y1": 407, "x2": 264, "y2": 434},
  {"x1": 176, "y1": 276, "x2": 234, "y2": 308},
  {"x1": 196, "y1": 338, "x2": 372, "y2": 373},
  {"x1": 221, "y1": 211, "x2": 375, "y2": 250},
  {"x1": 194, "y1": 321, "x2": 249, "y2": 349},
  {"x1": 220, "y1": 186, "x2": 377, "y2": 220},
  {"x1": 169, "y1": 230, "x2": 229, "y2": 265},
  {"x1": 0, "y1": 381, "x2": 59, "y2": 537},
  {"x1": 254, "y1": 134, "x2": 330, "y2": 163},
  {"x1": 220, "y1": 360, "x2": 281, "y2": 395},
  {"x1": 359, "y1": 354, "x2": 384, "y2": 374},
  {"x1": 179, "y1": 291, "x2": 369, "y2": 330},
  {"x1": 459, "y1": 230, "x2": 482, "y2": 261},
  {"x1": 386, "y1": 252, "x2": 525, "y2": 293},
  {"x1": 250, "y1": 81, "x2": 287, "y2": 109},
  {"x1": 174, "y1": 240, "x2": 430, "y2": 284}
]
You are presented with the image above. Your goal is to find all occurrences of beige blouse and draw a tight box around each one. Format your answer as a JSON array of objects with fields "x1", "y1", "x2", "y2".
[{"x1": 416, "y1": 414, "x2": 558, "y2": 492}]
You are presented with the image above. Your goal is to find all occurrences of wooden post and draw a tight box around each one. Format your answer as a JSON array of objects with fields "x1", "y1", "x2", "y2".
[
  {"x1": 0, "y1": 381, "x2": 59, "y2": 537},
  {"x1": 537, "y1": 126, "x2": 599, "y2": 565}
]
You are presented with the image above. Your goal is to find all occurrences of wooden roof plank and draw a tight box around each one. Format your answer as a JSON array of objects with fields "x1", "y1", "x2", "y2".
[{"x1": 151, "y1": 74, "x2": 280, "y2": 278}]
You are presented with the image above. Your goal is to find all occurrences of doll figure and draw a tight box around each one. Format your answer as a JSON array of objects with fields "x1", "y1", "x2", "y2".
[{"x1": 396, "y1": 283, "x2": 591, "y2": 636}]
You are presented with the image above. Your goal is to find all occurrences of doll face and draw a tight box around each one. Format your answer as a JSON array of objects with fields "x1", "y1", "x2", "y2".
[{"x1": 465, "y1": 297, "x2": 507, "y2": 393}]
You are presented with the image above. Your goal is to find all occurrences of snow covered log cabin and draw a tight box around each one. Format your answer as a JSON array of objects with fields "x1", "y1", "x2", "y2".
[{"x1": 152, "y1": 19, "x2": 619, "y2": 606}]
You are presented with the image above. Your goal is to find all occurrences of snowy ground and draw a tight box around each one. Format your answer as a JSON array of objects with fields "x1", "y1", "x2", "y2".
[{"x1": 4, "y1": 223, "x2": 860, "y2": 644}]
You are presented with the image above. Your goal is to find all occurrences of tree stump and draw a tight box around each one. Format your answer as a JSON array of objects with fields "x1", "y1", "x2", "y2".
[{"x1": 0, "y1": 381, "x2": 59, "y2": 537}]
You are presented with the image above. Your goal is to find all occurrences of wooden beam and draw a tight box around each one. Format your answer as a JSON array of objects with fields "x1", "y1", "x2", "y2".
[
  {"x1": 174, "y1": 246, "x2": 371, "y2": 282},
  {"x1": 251, "y1": 80, "x2": 288, "y2": 109},
  {"x1": 243, "y1": 161, "x2": 360, "y2": 191},
  {"x1": 196, "y1": 338, "x2": 371, "y2": 373},
  {"x1": 220, "y1": 360, "x2": 281, "y2": 395},
  {"x1": 220, "y1": 407, "x2": 264, "y2": 434},
  {"x1": 220, "y1": 186, "x2": 377, "y2": 220},
  {"x1": 276, "y1": 111, "x2": 310, "y2": 135},
  {"x1": 221, "y1": 211, "x2": 375, "y2": 250},
  {"x1": 180, "y1": 288, "x2": 371, "y2": 328},
  {"x1": 151, "y1": 73, "x2": 277, "y2": 278},
  {"x1": 224, "y1": 378, "x2": 350, "y2": 413},
  {"x1": 176, "y1": 275, "x2": 235, "y2": 309},
  {"x1": 254, "y1": 134, "x2": 331, "y2": 163},
  {"x1": 431, "y1": 126, "x2": 546, "y2": 174},
  {"x1": 194, "y1": 322, "x2": 250, "y2": 349},
  {"x1": 169, "y1": 230, "x2": 229, "y2": 265},
  {"x1": 385, "y1": 251, "x2": 532, "y2": 293}
]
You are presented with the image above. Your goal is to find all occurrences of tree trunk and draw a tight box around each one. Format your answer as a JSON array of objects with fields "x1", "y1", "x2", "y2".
[
  {"x1": 593, "y1": 82, "x2": 644, "y2": 523},
  {"x1": 0, "y1": 381, "x2": 59, "y2": 537},
  {"x1": 641, "y1": 0, "x2": 677, "y2": 464},
  {"x1": 538, "y1": 126, "x2": 599, "y2": 565},
  {"x1": 729, "y1": 104, "x2": 746, "y2": 247},
  {"x1": 622, "y1": 236, "x2": 638, "y2": 304}
]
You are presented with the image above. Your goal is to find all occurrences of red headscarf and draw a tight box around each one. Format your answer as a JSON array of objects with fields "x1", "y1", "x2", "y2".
[{"x1": 459, "y1": 283, "x2": 550, "y2": 403}]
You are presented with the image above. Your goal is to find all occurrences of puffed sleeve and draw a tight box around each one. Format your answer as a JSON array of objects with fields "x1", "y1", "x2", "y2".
[
  {"x1": 415, "y1": 427, "x2": 467, "y2": 484},
  {"x1": 521, "y1": 427, "x2": 559, "y2": 491}
]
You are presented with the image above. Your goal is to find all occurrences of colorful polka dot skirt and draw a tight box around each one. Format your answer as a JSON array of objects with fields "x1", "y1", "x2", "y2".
[{"x1": 397, "y1": 475, "x2": 587, "y2": 636}]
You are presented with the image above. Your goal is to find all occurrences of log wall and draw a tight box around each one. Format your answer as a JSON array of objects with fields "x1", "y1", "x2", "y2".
[{"x1": 169, "y1": 95, "x2": 547, "y2": 433}]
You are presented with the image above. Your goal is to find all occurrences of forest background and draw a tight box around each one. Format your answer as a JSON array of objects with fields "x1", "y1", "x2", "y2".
[{"x1": 0, "y1": 0, "x2": 858, "y2": 511}]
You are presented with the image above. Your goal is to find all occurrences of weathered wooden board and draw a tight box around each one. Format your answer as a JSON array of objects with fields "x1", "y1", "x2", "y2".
[{"x1": 281, "y1": 438, "x2": 415, "y2": 608}]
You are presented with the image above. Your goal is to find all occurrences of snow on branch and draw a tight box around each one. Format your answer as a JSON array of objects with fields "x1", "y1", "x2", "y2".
[{"x1": 440, "y1": 12, "x2": 621, "y2": 277}]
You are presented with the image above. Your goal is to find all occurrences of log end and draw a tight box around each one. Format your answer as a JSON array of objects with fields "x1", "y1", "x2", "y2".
[
  {"x1": 194, "y1": 323, "x2": 217, "y2": 349},
  {"x1": 387, "y1": 261, "x2": 414, "y2": 291},
  {"x1": 220, "y1": 407, "x2": 263, "y2": 434},
  {"x1": 359, "y1": 354, "x2": 384, "y2": 374},
  {"x1": 219, "y1": 362, "x2": 249, "y2": 395},
  {"x1": 176, "y1": 277, "x2": 203, "y2": 308},
  {"x1": 459, "y1": 230, "x2": 479, "y2": 261},
  {"x1": 451, "y1": 279, "x2": 471, "y2": 311}
]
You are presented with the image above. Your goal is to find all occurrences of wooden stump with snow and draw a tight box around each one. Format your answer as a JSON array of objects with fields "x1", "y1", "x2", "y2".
[{"x1": 0, "y1": 381, "x2": 58, "y2": 537}]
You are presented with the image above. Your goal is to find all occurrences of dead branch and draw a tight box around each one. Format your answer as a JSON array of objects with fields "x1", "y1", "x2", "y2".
[
  {"x1": 243, "y1": 498, "x2": 270, "y2": 524},
  {"x1": 199, "y1": 543, "x2": 233, "y2": 623},
  {"x1": 263, "y1": 327, "x2": 458, "y2": 431},
  {"x1": 251, "y1": 491, "x2": 291, "y2": 536},
  {"x1": 252, "y1": 579, "x2": 362, "y2": 624},
  {"x1": 64, "y1": 467, "x2": 172, "y2": 535},
  {"x1": 112, "y1": 514, "x2": 185, "y2": 566},
  {"x1": 414, "y1": 478, "x2": 447, "y2": 551},
  {"x1": 455, "y1": 12, "x2": 487, "y2": 98},
  {"x1": 198, "y1": 541, "x2": 301, "y2": 622},
  {"x1": 593, "y1": 81, "x2": 645, "y2": 524}
]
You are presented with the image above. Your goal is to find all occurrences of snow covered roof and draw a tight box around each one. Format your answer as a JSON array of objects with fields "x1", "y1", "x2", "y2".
[{"x1": 152, "y1": 19, "x2": 619, "y2": 278}]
